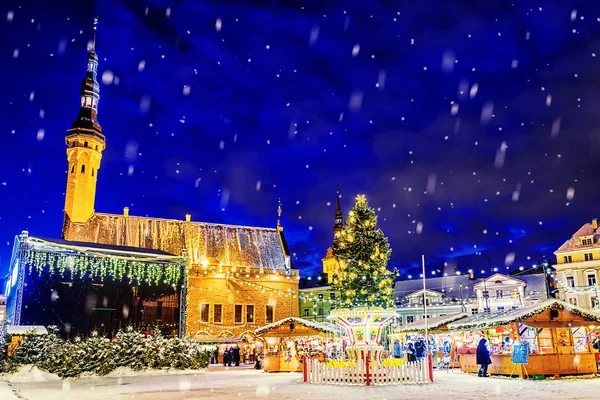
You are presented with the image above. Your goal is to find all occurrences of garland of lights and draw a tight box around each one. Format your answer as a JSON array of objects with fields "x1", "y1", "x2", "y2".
[
  {"x1": 555, "y1": 275, "x2": 600, "y2": 295},
  {"x1": 23, "y1": 249, "x2": 182, "y2": 285},
  {"x1": 447, "y1": 300, "x2": 600, "y2": 331},
  {"x1": 255, "y1": 317, "x2": 342, "y2": 336}
]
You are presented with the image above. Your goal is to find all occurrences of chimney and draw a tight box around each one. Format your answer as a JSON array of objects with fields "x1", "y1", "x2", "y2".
[
  {"x1": 185, "y1": 214, "x2": 191, "y2": 222},
  {"x1": 592, "y1": 218, "x2": 598, "y2": 230},
  {"x1": 123, "y1": 207, "x2": 129, "y2": 217}
]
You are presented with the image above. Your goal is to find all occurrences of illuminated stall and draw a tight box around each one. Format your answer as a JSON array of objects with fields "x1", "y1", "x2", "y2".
[
  {"x1": 447, "y1": 300, "x2": 600, "y2": 377},
  {"x1": 255, "y1": 317, "x2": 344, "y2": 372},
  {"x1": 391, "y1": 313, "x2": 468, "y2": 366}
]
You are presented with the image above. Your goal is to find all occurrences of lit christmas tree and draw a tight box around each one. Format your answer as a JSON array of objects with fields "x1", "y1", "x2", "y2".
[{"x1": 332, "y1": 194, "x2": 394, "y2": 308}]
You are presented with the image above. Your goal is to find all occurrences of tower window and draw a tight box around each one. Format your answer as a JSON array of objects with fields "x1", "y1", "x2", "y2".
[
  {"x1": 70, "y1": 165, "x2": 74, "y2": 174},
  {"x1": 84, "y1": 142, "x2": 88, "y2": 148},
  {"x1": 81, "y1": 165, "x2": 85, "y2": 174},
  {"x1": 95, "y1": 145, "x2": 99, "y2": 150},
  {"x1": 91, "y1": 168, "x2": 95, "y2": 177}
]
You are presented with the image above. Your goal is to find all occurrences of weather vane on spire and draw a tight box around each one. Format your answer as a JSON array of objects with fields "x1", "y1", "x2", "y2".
[
  {"x1": 92, "y1": 16, "x2": 99, "y2": 51},
  {"x1": 277, "y1": 199, "x2": 283, "y2": 228}
]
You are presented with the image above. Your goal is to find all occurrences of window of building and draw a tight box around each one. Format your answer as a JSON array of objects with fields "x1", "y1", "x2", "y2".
[
  {"x1": 200, "y1": 304, "x2": 209, "y2": 322},
  {"x1": 318, "y1": 293, "x2": 324, "y2": 300},
  {"x1": 564, "y1": 256, "x2": 572, "y2": 263},
  {"x1": 329, "y1": 292, "x2": 336, "y2": 300},
  {"x1": 585, "y1": 253, "x2": 594, "y2": 261},
  {"x1": 397, "y1": 316, "x2": 403, "y2": 325},
  {"x1": 566, "y1": 276, "x2": 575, "y2": 287},
  {"x1": 234, "y1": 305, "x2": 243, "y2": 323},
  {"x1": 81, "y1": 164, "x2": 85, "y2": 174},
  {"x1": 318, "y1": 307, "x2": 324, "y2": 316},
  {"x1": 512, "y1": 305, "x2": 519, "y2": 309},
  {"x1": 591, "y1": 297, "x2": 598, "y2": 309},
  {"x1": 568, "y1": 298, "x2": 577, "y2": 306},
  {"x1": 484, "y1": 307, "x2": 491, "y2": 313},
  {"x1": 213, "y1": 304, "x2": 222, "y2": 323},
  {"x1": 588, "y1": 275, "x2": 597, "y2": 287},
  {"x1": 91, "y1": 168, "x2": 95, "y2": 177},
  {"x1": 496, "y1": 290, "x2": 503, "y2": 299},
  {"x1": 266, "y1": 305, "x2": 274, "y2": 324},
  {"x1": 406, "y1": 315, "x2": 414, "y2": 323},
  {"x1": 585, "y1": 238, "x2": 593, "y2": 245},
  {"x1": 497, "y1": 306, "x2": 505, "y2": 311},
  {"x1": 246, "y1": 305, "x2": 255, "y2": 324},
  {"x1": 303, "y1": 308, "x2": 309, "y2": 317},
  {"x1": 84, "y1": 141, "x2": 88, "y2": 147},
  {"x1": 70, "y1": 165, "x2": 75, "y2": 174}
]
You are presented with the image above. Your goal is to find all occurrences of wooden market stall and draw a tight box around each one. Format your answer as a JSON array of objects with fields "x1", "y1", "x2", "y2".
[
  {"x1": 255, "y1": 317, "x2": 343, "y2": 372},
  {"x1": 447, "y1": 300, "x2": 600, "y2": 377},
  {"x1": 194, "y1": 331, "x2": 259, "y2": 364},
  {"x1": 392, "y1": 313, "x2": 468, "y2": 366}
]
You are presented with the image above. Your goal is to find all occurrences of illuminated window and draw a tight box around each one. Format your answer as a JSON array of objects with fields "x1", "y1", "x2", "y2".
[
  {"x1": 213, "y1": 304, "x2": 222, "y2": 323},
  {"x1": 246, "y1": 305, "x2": 254, "y2": 323},
  {"x1": 200, "y1": 304, "x2": 209, "y2": 322},
  {"x1": 266, "y1": 305, "x2": 274, "y2": 324},
  {"x1": 234, "y1": 305, "x2": 243, "y2": 323}
]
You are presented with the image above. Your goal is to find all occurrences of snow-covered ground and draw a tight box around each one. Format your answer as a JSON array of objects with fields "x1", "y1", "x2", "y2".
[{"x1": 1, "y1": 366, "x2": 599, "y2": 400}]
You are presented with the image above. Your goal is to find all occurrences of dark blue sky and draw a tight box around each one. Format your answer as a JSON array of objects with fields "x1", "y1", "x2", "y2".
[{"x1": 1, "y1": 0, "x2": 599, "y2": 279}]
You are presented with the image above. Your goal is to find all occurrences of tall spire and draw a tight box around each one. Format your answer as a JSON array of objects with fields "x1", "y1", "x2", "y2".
[
  {"x1": 333, "y1": 185, "x2": 343, "y2": 238},
  {"x1": 277, "y1": 198, "x2": 283, "y2": 231},
  {"x1": 67, "y1": 17, "x2": 102, "y2": 138},
  {"x1": 62, "y1": 18, "x2": 106, "y2": 225}
]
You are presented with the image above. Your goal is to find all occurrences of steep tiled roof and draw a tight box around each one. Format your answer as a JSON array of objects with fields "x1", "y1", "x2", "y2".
[
  {"x1": 63, "y1": 213, "x2": 291, "y2": 269},
  {"x1": 555, "y1": 221, "x2": 600, "y2": 254}
]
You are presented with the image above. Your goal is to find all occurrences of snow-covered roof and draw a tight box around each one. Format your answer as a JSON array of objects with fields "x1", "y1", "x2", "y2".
[
  {"x1": 555, "y1": 220, "x2": 600, "y2": 254},
  {"x1": 405, "y1": 289, "x2": 445, "y2": 298},
  {"x1": 7, "y1": 326, "x2": 48, "y2": 335},
  {"x1": 394, "y1": 313, "x2": 469, "y2": 333},
  {"x1": 447, "y1": 300, "x2": 600, "y2": 331},
  {"x1": 255, "y1": 317, "x2": 343, "y2": 336}
]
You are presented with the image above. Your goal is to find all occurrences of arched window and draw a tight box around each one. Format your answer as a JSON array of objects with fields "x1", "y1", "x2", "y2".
[{"x1": 81, "y1": 164, "x2": 85, "y2": 174}]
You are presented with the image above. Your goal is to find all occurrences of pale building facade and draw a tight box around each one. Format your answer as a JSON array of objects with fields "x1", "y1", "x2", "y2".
[{"x1": 554, "y1": 218, "x2": 600, "y2": 310}]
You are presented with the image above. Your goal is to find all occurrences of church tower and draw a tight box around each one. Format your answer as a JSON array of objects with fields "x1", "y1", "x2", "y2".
[
  {"x1": 64, "y1": 19, "x2": 105, "y2": 224},
  {"x1": 323, "y1": 186, "x2": 343, "y2": 282}
]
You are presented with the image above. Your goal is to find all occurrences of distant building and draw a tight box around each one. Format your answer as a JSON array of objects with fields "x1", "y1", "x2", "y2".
[
  {"x1": 0, "y1": 294, "x2": 6, "y2": 324},
  {"x1": 554, "y1": 218, "x2": 600, "y2": 309},
  {"x1": 393, "y1": 272, "x2": 549, "y2": 324}
]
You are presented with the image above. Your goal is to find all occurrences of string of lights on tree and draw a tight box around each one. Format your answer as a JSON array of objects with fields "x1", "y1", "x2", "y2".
[
  {"x1": 331, "y1": 195, "x2": 395, "y2": 308},
  {"x1": 23, "y1": 248, "x2": 183, "y2": 285}
]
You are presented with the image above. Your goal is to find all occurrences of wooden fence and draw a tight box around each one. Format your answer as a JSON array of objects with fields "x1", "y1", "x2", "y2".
[{"x1": 303, "y1": 356, "x2": 432, "y2": 386}]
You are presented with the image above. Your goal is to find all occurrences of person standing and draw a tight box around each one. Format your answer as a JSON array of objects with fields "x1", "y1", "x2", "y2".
[
  {"x1": 414, "y1": 339, "x2": 426, "y2": 361},
  {"x1": 223, "y1": 347, "x2": 229, "y2": 366},
  {"x1": 406, "y1": 342, "x2": 417, "y2": 363},
  {"x1": 233, "y1": 346, "x2": 240, "y2": 366},
  {"x1": 476, "y1": 338, "x2": 492, "y2": 377}
]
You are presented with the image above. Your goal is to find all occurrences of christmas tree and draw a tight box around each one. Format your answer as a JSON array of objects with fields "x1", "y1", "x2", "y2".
[{"x1": 332, "y1": 194, "x2": 394, "y2": 308}]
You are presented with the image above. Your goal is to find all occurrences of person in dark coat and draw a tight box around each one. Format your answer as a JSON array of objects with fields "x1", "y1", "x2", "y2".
[
  {"x1": 476, "y1": 338, "x2": 492, "y2": 377},
  {"x1": 223, "y1": 347, "x2": 229, "y2": 366},
  {"x1": 233, "y1": 346, "x2": 240, "y2": 366},
  {"x1": 406, "y1": 343, "x2": 417, "y2": 363},
  {"x1": 414, "y1": 339, "x2": 426, "y2": 360}
]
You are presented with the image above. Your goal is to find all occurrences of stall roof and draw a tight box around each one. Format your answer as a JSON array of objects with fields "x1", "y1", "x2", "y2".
[
  {"x1": 193, "y1": 335, "x2": 244, "y2": 344},
  {"x1": 394, "y1": 313, "x2": 469, "y2": 334},
  {"x1": 447, "y1": 300, "x2": 600, "y2": 331},
  {"x1": 255, "y1": 317, "x2": 343, "y2": 336}
]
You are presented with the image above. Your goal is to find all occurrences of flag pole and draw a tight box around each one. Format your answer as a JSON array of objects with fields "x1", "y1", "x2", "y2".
[
  {"x1": 422, "y1": 254, "x2": 428, "y2": 344},
  {"x1": 422, "y1": 254, "x2": 434, "y2": 381}
]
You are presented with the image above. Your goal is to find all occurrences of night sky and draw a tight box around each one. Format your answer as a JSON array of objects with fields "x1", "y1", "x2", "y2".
[{"x1": 2, "y1": 0, "x2": 600, "y2": 280}]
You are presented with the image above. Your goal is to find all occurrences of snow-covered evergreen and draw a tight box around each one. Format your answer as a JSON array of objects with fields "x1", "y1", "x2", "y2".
[{"x1": 2, "y1": 326, "x2": 209, "y2": 378}]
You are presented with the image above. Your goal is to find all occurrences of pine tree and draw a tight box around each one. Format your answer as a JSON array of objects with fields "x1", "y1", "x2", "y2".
[{"x1": 332, "y1": 194, "x2": 394, "y2": 308}]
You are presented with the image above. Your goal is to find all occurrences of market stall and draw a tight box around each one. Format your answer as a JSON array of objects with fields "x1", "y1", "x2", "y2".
[
  {"x1": 194, "y1": 332, "x2": 259, "y2": 365},
  {"x1": 255, "y1": 317, "x2": 344, "y2": 372},
  {"x1": 391, "y1": 313, "x2": 468, "y2": 367},
  {"x1": 447, "y1": 300, "x2": 600, "y2": 377}
]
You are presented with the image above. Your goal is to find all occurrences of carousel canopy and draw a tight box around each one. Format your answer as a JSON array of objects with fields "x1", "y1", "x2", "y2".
[
  {"x1": 394, "y1": 313, "x2": 469, "y2": 334},
  {"x1": 447, "y1": 299, "x2": 600, "y2": 331},
  {"x1": 255, "y1": 317, "x2": 343, "y2": 337}
]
